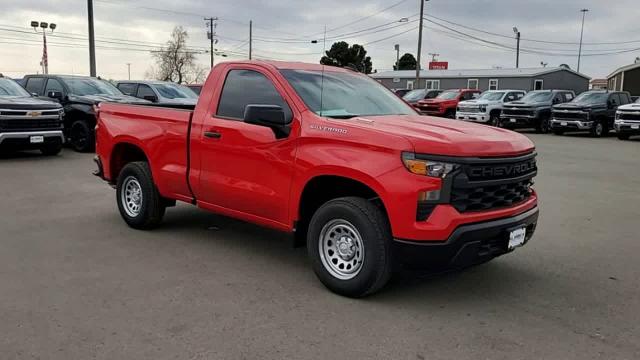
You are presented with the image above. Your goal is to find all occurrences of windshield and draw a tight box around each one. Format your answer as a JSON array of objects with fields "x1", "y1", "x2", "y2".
[
  {"x1": 403, "y1": 89, "x2": 426, "y2": 102},
  {"x1": 63, "y1": 77, "x2": 122, "y2": 96},
  {"x1": 154, "y1": 83, "x2": 198, "y2": 99},
  {"x1": 280, "y1": 70, "x2": 414, "y2": 118},
  {"x1": 520, "y1": 91, "x2": 552, "y2": 102},
  {"x1": 436, "y1": 91, "x2": 460, "y2": 100},
  {"x1": 573, "y1": 92, "x2": 609, "y2": 104},
  {"x1": 188, "y1": 85, "x2": 202, "y2": 95},
  {"x1": 478, "y1": 91, "x2": 505, "y2": 101},
  {"x1": 0, "y1": 78, "x2": 30, "y2": 97}
]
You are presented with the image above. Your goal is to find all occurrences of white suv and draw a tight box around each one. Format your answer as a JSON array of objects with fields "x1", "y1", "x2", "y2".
[{"x1": 457, "y1": 90, "x2": 526, "y2": 126}]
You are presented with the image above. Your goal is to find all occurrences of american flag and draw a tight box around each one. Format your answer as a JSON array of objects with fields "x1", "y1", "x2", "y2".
[{"x1": 41, "y1": 32, "x2": 48, "y2": 71}]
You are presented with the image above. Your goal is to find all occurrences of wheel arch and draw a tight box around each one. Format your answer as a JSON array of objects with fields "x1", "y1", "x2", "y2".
[{"x1": 109, "y1": 141, "x2": 149, "y2": 183}]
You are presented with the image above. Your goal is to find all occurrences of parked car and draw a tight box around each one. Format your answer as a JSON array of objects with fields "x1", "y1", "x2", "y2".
[
  {"x1": 415, "y1": 89, "x2": 481, "y2": 118},
  {"x1": 116, "y1": 80, "x2": 199, "y2": 107},
  {"x1": 614, "y1": 98, "x2": 640, "y2": 140},
  {"x1": 393, "y1": 88, "x2": 412, "y2": 97},
  {"x1": 94, "y1": 61, "x2": 539, "y2": 297},
  {"x1": 402, "y1": 89, "x2": 443, "y2": 107},
  {"x1": 456, "y1": 90, "x2": 525, "y2": 126},
  {"x1": 550, "y1": 90, "x2": 632, "y2": 137},
  {"x1": 186, "y1": 84, "x2": 203, "y2": 95},
  {"x1": 0, "y1": 75, "x2": 64, "y2": 155},
  {"x1": 21, "y1": 75, "x2": 149, "y2": 152},
  {"x1": 500, "y1": 90, "x2": 575, "y2": 133}
]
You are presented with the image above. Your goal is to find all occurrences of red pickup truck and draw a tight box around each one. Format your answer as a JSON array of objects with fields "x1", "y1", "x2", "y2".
[
  {"x1": 415, "y1": 89, "x2": 481, "y2": 118},
  {"x1": 94, "y1": 61, "x2": 538, "y2": 297}
]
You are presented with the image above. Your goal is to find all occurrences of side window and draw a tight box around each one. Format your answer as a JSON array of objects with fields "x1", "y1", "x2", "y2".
[
  {"x1": 563, "y1": 92, "x2": 574, "y2": 102},
  {"x1": 118, "y1": 83, "x2": 138, "y2": 96},
  {"x1": 534, "y1": 79, "x2": 544, "y2": 90},
  {"x1": 610, "y1": 94, "x2": 621, "y2": 106},
  {"x1": 515, "y1": 92, "x2": 525, "y2": 100},
  {"x1": 216, "y1": 69, "x2": 292, "y2": 121},
  {"x1": 25, "y1": 77, "x2": 45, "y2": 95},
  {"x1": 619, "y1": 93, "x2": 630, "y2": 105},
  {"x1": 44, "y1": 78, "x2": 64, "y2": 95},
  {"x1": 505, "y1": 92, "x2": 519, "y2": 102},
  {"x1": 553, "y1": 93, "x2": 564, "y2": 104},
  {"x1": 136, "y1": 84, "x2": 156, "y2": 100}
]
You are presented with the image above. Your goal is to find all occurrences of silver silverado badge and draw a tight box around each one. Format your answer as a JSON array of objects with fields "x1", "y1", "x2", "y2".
[{"x1": 310, "y1": 124, "x2": 348, "y2": 134}]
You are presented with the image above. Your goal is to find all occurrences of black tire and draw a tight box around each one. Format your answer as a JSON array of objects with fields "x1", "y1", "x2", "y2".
[
  {"x1": 116, "y1": 161, "x2": 166, "y2": 230},
  {"x1": 40, "y1": 141, "x2": 63, "y2": 156},
  {"x1": 444, "y1": 109, "x2": 455, "y2": 119},
  {"x1": 69, "y1": 120, "x2": 95, "y2": 152},
  {"x1": 536, "y1": 116, "x2": 551, "y2": 134},
  {"x1": 307, "y1": 197, "x2": 392, "y2": 297},
  {"x1": 553, "y1": 129, "x2": 565, "y2": 136},
  {"x1": 618, "y1": 133, "x2": 630, "y2": 140},
  {"x1": 489, "y1": 112, "x2": 501, "y2": 127},
  {"x1": 590, "y1": 119, "x2": 605, "y2": 137}
]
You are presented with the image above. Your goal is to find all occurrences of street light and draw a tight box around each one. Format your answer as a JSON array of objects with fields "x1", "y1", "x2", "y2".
[
  {"x1": 513, "y1": 27, "x2": 520, "y2": 69},
  {"x1": 31, "y1": 20, "x2": 56, "y2": 75},
  {"x1": 577, "y1": 9, "x2": 589, "y2": 73},
  {"x1": 394, "y1": 44, "x2": 400, "y2": 70}
]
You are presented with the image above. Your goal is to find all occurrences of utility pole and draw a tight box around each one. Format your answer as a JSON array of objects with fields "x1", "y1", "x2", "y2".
[
  {"x1": 126, "y1": 63, "x2": 131, "y2": 80},
  {"x1": 394, "y1": 44, "x2": 400, "y2": 70},
  {"x1": 513, "y1": 27, "x2": 520, "y2": 68},
  {"x1": 249, "y1": 20, "x2": 253, "y2": 60},
  {"x1": 416, "y1": 0, "x2": 428, "y2": 86},
  {"x1": 577, "y1": 8, "x2": 589, "y2": 73},
  {"x1": 87, "y1": 0, "x2": 96, "y2": 77},
  {"x1": 205, "y1": 17, "x2": 218, "y2": 68}
]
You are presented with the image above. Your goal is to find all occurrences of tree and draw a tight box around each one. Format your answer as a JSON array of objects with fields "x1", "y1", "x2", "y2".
[
  {"x1": 320, "y1": 41, "x2": 373, "y2": 74},
  {"x1": 394, "y1": 53, "x2": 417, "y2": 70},
  {"x1": 149, "y1": 26, "x2": 200, "y2": 84}
]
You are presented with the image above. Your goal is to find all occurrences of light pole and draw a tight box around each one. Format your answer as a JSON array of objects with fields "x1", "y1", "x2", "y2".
[
  {"x1": 394, "y1": 44, "x2": 400, "y2": 70},
  {"x1": 126, "y1": 63, "x2": 131, "y2": 80},
  {"x1": 513, "y1": 27, "x2": 520, "y2": 68},
  {"x1": 87, "y1": 0, "x2": 96, "y2": 77},
  {"x1": 31, "y1": 21, "x2": 56, "y2": 75},
  {"x1": 577, "y1": 8, "x2": 589, "y2": 73},
  {"x1": 416, "y1": 0, "x2": 429, "y2": 86}
]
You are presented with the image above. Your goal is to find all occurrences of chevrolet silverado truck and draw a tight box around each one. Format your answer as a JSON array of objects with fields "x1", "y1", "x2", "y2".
[
  {"x1": 402, "y1": 89, "x2": 442, "y2": 107},
  {"x1": 614, "y1": 98, "x2": 640, "y2": 140},
  {"x1": 94, "y1": 61, "x2": 539, "y2": 297},
  {"x1": 0, "y1": 74, "x2": 64, "y2": 155},
  {"x1": 456, "y1": 90, "x2": 525, "y2": 126},
  {"x1": 22, "y1": 74, "x2": 148, "y2": 152},
  {"x1": 551, "y1": 90, "x2": 631, "y2": 137},
  {"x1": 500, "y1": 90, "x2": 575, "y2": 133},
  {"x1": 415, "y1": 89, "x2": 481, "y2": 118}
]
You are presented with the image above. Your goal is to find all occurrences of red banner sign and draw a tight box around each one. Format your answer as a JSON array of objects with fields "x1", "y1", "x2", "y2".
[{"x1": 429, "y1": 61, "x2": 449, "y2": 70}]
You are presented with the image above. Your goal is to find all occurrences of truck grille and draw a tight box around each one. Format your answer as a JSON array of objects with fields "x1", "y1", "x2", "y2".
[
  {"x1": 448, "y1": 153, "x2": 537, "y2": 213},
  {"x1": 552, "y1": 111, "x2": 587, "y2": 120},
  {"x1": 618, "y1": 111, "x2": 640, "y2": 121},
  {"x1": 458, "y1": 106, "x2": 481, "y2": 113},
  {"x1": 0, "y1": 109, "x2": 62, "y2": 131},
  {"x1": 502, "y1": 108, "x2": 533, "y2": 117}
]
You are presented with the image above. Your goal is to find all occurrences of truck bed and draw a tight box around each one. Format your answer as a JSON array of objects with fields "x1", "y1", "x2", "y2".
[{"x1": 96, "y1": 102, "x2": 194, "y2": 202}]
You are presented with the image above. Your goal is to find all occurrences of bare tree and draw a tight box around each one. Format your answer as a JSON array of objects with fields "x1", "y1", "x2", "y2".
[
  {"x1": 150, "y1": 26, "x2": 199, "y2": 84},
  {"x1": 184, "y1": 64, "x2": 208, "y2": 84}
]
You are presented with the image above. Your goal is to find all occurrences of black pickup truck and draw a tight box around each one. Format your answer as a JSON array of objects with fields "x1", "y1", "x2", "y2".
[
  {"x1": 500, "y1": 90, "x2": 575, "y2": 133},
  {"x1": 21, "y1": 75, "x2": 148, "y2": 152},
  {"x1": 0, "y1": 75, "x2": 64, "y2": 155},
  {"x1": 550, "y1": 91, "x2": 632, "y2": 137}
]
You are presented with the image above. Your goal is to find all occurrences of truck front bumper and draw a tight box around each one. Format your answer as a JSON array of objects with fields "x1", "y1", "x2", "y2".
[
  {"x1": 615, "y1": 120, "x2": 640, "y2": 135},
  {"x1": 0, "y1": 130, "x2": 64, "y2": 148},
  {"x1": 456, "y1": 112, "x2": 489, "y2": 123},
  {"x1": 550, "y1": 119, "x2": 593, "y2": 130},
  {"x1": 393, "y1": 206, "x2": 538, "y2": 269},
  {"x1": 500, "y1": 115, "x2": 538, "y2": 128}
]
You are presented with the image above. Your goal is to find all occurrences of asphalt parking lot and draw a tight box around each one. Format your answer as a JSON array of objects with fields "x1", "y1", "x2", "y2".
[{"x1": 1, "y1": 133, "x2": 639, "y2": 360}]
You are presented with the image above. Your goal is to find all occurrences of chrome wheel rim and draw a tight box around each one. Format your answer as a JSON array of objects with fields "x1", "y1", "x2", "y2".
[
  {"x1": 121, "y1": 176, "x2": 143, "y2": 217},
  {"x1": 319, "y1": 219, "x2": 365, "y2": 280},
  {"x1": 595, "y1": 123, "x2": 603, "y2": 136}
]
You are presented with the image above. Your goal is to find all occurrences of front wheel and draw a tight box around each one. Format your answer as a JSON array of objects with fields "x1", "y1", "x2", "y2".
[
  {"x1": 69, "y1": 120, "x2": 95, "y2": 152},
  {"x1": 489, "y1": 113, "x2": 501, "y2": 127},
  {"x1": 590, "y1": 120, "x2": 605, "y2": 137},
  {"x1": 307, "y1": 197, "x2": 393, "y2": 297},
  {"x1": 116, "y1": 162, "x2": 166, "y2": 229},
  {"x1": 536, "y1": 116, "x2": 550, "y2": 134}
]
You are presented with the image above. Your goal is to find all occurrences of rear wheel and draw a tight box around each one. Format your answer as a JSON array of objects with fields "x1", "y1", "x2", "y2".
[
  {"x1": 69, "y1": 120, "x2": 95, "y2": 152},
  {"x1": 307, "y1": 197, "x2": 392, "y2": 297},
  {"x1": 116, "y1": 161, "x2": 166, "y2": 229}
]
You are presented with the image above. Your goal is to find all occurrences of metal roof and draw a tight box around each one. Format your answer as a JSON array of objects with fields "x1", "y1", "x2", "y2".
[
  {"x1": 607, "y1": 62, "x2": 640, "y2": 79},
  {"x1": 371, "y1": 67, "x2": 590, "y2": 80}
]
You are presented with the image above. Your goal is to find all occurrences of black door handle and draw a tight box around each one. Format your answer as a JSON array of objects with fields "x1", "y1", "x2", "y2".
[{"x1": 204, "y1": 131, "x2": 222, "y2": 139}]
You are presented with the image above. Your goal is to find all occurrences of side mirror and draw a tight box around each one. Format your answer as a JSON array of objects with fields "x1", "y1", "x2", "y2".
[
  {"x1": 143, "y1": 95, "x2": 158, "y2": 102},
  {"x1": 243, "y1": 104, "x2": 290, "y2": 139},
  {"x1": 47, "y1": 90, "x2": 64, "y2": 101}
]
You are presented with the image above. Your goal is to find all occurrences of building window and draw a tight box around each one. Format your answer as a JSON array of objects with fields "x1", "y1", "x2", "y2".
[
  {"x1": 489, "y1": 79, "x2": 499, "y2": 90},
  {"x1": 611, "y1": 77, "x2": 617, "y2": 91},
  {"x1": 467, "y1": 79, "x2": 479, "y2": 90},
  {"x1": 406, "y1": 80, "x2": 414, "y2": 90},
  {"x1": 425, "y1": 80, "x2": 440, "y2": 90},
  {"x1": 534, "y1": 79, "x2": 544, "y2": 90}
]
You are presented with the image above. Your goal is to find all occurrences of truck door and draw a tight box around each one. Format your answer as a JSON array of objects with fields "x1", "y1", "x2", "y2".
[{"x1": 196, "y1": 66, "x2": 298, "y2": 227}]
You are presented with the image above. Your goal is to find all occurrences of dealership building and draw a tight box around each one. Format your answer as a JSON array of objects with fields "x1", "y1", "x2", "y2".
[
  {"x1": 607, "y1": 62, "x2": 640, "y2": 96},
  {"x1": 371, "y1": 67, "x2": 590, "y2": 94}
]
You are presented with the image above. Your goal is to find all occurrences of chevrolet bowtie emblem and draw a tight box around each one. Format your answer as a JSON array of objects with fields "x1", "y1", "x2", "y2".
[{"x1": 27, "y1": 111, "x2": 42, "y2": 117}]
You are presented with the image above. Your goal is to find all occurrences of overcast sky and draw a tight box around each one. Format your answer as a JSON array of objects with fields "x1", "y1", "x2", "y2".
[{"x1": 1, "y1": 0, "x2": 638, "y2": 81}]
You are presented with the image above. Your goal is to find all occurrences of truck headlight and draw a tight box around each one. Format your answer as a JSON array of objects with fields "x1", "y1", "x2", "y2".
[
  {"x1": 402, "y1": 152, "x2": 458, "y2": 178},
  {"x1": 479, "y1": 105, "x2": 487, "y2": 112},
  {"x1": 615, "y1": 113, "x2": 621, "y2": 120}
]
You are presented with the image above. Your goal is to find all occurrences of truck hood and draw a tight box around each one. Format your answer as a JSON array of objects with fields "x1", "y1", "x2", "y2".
[
  {"x1": 553, "y1": 102, "x2": 605, "y2": 111},
  {"x1": 0, "y1": 95, "x2": 62, "y2": 110},
  {"x1": 345, "y1": 114, "x2": 535, "y2": 157},
  {"x1": 68, "y1": 94, "x2": 150, "y2": 105},
  {"x1": 458, "y1": 99, "x2": 499, "y2": 106},
  {"x1": 504, "y1": 101, "x2": 549, "y2": 108},
  {"x1": 618, "y1": 103, "x2": 640, "y2": 111}
]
